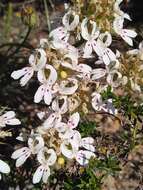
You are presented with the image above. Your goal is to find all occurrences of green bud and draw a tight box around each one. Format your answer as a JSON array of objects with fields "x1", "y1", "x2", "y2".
[{"x1": 21, "y1": 6, "x2": 39, "y2": 28}]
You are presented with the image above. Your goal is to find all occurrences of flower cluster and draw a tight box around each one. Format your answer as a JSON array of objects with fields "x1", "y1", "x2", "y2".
[{"x1": 8, "y1": 0, "x2": 143, "y2": 184}]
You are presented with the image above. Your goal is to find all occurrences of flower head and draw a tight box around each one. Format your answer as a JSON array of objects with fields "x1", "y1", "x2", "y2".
[
  {"x1": 81, "y1": 18, "x2": 100, "y2": 58},
  {"x1": 11, "y1": 48, "x2": 47, "y2": 86},
  {"x1": 113, "y1": 17, "x2": 137, "y2": 46},
  {"x1": 33, "y1": 148, "x2": 57, "y2": 184},
  {"x1": 34, "y1": 64, "x2": 57, "y2": 105}
]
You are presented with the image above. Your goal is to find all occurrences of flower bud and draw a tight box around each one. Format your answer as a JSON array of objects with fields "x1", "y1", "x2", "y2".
[{"x1": 21, "y1": 6, "x2": 39, "y2": 28}]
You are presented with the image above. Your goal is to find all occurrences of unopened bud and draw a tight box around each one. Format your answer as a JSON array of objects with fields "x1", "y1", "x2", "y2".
[{"x1": 21, "y1": 6, "x2": 39, "y2": 28}]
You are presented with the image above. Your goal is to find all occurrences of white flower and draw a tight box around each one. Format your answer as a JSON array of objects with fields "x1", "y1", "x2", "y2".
[
  {"x1": 0, "y1": 111, "x2": 21, "y2": 127},
  {"x1": 59, "y1": 78, "x2": 78, "y2": 95},
  {"x1": 96, "y1": 32, "x2": 117, "y2": 65},
  {"x1": 11, "y1": 136, "x2": 44, "y2": 167},
  {"x1": 0, "y1": 159, "x2": 10, "y2": 180},
  {"x1": 43, "y1": 96, "x2": 68, "y2": 129},
  {"x1": 114, "y1": 0, "x2": 131, "y2": 20},
  {"x1": 92, "y1": 92, "x2": 117, "y2": 115},
  {"x1": 75, "y1": 150, "x2": 95, "y2": 165},
  {"x1": 128, "y1": 41, "x2": 143, "y2": 60},
  {"x1": 106, "y1": 60, "x2": 122, "y2": 87},
  {"x1": 52, "y1": 40, "x2": 79, "y2": 68},
  {"x1": 33, "y1": 148, "x2": 57, "y2": 184},
  {"x1": 113, "y1": 17, "x2": 137, "y2": 46},
  {"x1": 91, "y1": 92, "x2": 104, "y2": 112},
  {"x1": 63, "y1": 45, "x2": 79, "y2": 66},
  {"x1": 72, "y1": 62, "x2": 106, "y2": 81},
  {"x1": 103, "y1": 99, "x2": 118, "y2": 115},
  {"x1": 81, "y1": 18, "x2": 100, "y2": 58},
  {"x1": 49, "y1": 11, "x2": 79, "y2": 42},
  {"x1": 11, "y1": 48, "x2": 47, "y2": 86},
  {"x1": 34, "y1": 64, "x2": 57, "y2": 105},
  {"x1": 56, "y1": 112, "x2": 80, "y2": 139},
  {"x1": 60, "y1": 131, "x2": 95, "y2": 165}
]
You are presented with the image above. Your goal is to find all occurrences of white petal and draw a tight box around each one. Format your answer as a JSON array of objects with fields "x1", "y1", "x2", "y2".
[
  {"x1": 11, "y1": 147, "x2": 30, "y2": 159},
  {"x1": 28, "y1": 136, "x2": 44, "y2": 154},
  {"x1": 11, "y1": 67, "x2": 30, "y2": 80},
  {"x1": 42, "y1": 167, "x2": 50, "y2": 183},
  {"x1": 0, "y1": 160, "x2": 10, "y2": 174},
  {"x1": 5, "y1": 118, "x2": 21, "y2": 125},
  {"x1": 37, "y1": 112, "x2": 46, "y2": 120},
  {"x1": 43, "y1": 113, "x2": 57, "y2": 129},
  {"x1": 37, "y1": 148, "x2": 57, "y2": 166},
  {"x1": 59, "y1": 78, "x2": 78, "y2": 95},
  {"x1": 63, "y1": 11, "x2": 79, "y2": 31},
  {"x1": 98, "y1": 32, "x2": 112, "y2": 47},
  {"x1": 34, "y1": 85, "x2": 45, "y2": 103},
  {"x1": 123, "y1": 29, "x2": 137, "y2": 38},
  {"x1": 83, "y1": 41, "x2": 93, "y2": 58},
  {"x1": 104, "y1": 32, "x2": 112, "y2": 47},
  {"x1": 90, "y1": 20, "x2": 100, "y2": 39},
  {"x1": 44, "y1": 88, "x2": 52, "y2": 105},
  {"x1": 29, "y1": 49, "x2": 47, "y2": 70},
  {"x1": 49, "y1": 27, "x2": 68, "y2": 41},
  {"x1": 76, "y1": 64, "x2": 92, "y2": 74},
  {"x1": 36, "y1": 49, "x2": 47, "y2": 70},
  {"x1": 81, "y1": 18, "x2": 90, "y2": 40},
  {"x1": 60, "y1": 142, "x2": 74, "y2": 159},
  {"x1": 106, "y1": 48, "x2": 116, "y2": 61},
  {"x1": 76, "y1": 150, "x2": 95, "y2": 165},
  {"x1": 2, "y1": 111, "x2": 15, "y2": 120},
  {"x1": 47, "y1": 149, "x2": 57, "y2": 166},
  {"x1": 68, "y1": 112, "x2": 80, "y2": 129},
  {"x1": 45, "y1": 64, "x2": 57, "y2": 84},
  {"x1": 127, "y1": 49, "x2": 139, "y2": 55},
  {"x1": 37, "y1": 69, "x2": 46, "y2": 83},
  {"x1": 52, "y1": 96, "x2": 68, "y2": 114},
  {"x1": 81, "y1": 137, "x2": 94, "y2": 144},
  {"x1": 92, "y1": 41, "x2": 103, "y2": 56},
  {"x1": 20, "y1": 69, "x2": 34, "y2": 86},
  {"x1": 113, "y1": 17, "x2": 123, "y2": 33},
  {"x1": 124, "y1": 13, "x2": 132, "y2": 21},
  {"x1": 103, "y1": 51, "x2": 111, "y2": 65},
  {"x1": 81, "y1": 137, "x2": 95, "y2": 152},
  {"x1": 107, "y1": 70, "x2": 122, "y2": 86},
  {"x1": 91, "y1": 92, "x2": 103, "y2": 111},
  {"x1": 139, "y1": 41, "x2": 143, "y2": 50},
  {"x1": 121, "y1": 30, "x2": 135, "y2": 46},
  {"x1": 16, "y1": 153, "x2": 30, "y2": 167},
  {"x1": 91, "y1": 68, "x2": 106, "y2": 80},
  {"x1": 69, "y1": 14, "x2": 79, "y2": 31},
  {"x1": 33, "y1": 166, "x2": 44, "y2": 184},
  {"x1": 70, "y1": 131, "x2": 81, "y2": 148}
]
